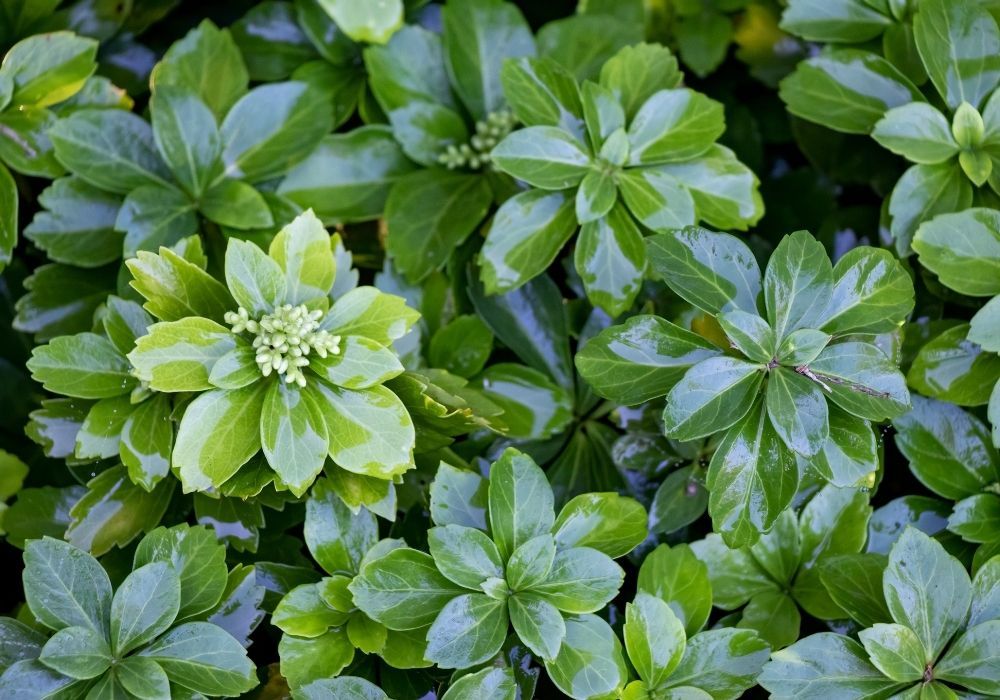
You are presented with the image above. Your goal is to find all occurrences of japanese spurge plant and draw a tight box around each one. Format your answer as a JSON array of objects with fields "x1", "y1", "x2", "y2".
[
  {"x1": 484, "y1": 43, "x2": 763, "y2": 315},
  {"x1": 578, "y1": 227, "x2": 914, "y2": 545},
  {"x1": 0, "y1": 526, "x2": 256, "y2": 698},
  {"x1": 349, "y1": 450, "x2": 647, "y2": 686},
  {"x1": 760, "y1": 528, "x2": 1000, "y2": 698},
  {"x1": 125, "y1": 210, "x2": 418, "y2": 496}
]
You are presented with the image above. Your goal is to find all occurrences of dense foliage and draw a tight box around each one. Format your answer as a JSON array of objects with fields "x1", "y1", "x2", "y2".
[{"x1": 0, "y1": 0, "x2": 998, "y2": 698}]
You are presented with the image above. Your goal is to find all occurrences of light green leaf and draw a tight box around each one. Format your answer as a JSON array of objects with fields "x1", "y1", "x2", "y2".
[
  {"x1": 655, "y1": 145, "x2": 763, "y2": 230},
  {"x1": 428, "y1": 524, "x2": 504, "y2": 590},
  {"x1": 888, "y1": 162, "x2": 973, "y2": 256},
  {"x1": 764, "y1": 231, "x2": 833, "y2": 340},
  {"x1": 575, "y1": 168, "x2": 618, "y2": 224},
  {"x1": 305, "y1": 477, "x2": 378, "y2": 575},
  {"x1": 138, "y1": 622, "x2": 256, "y2": 696},
  {"x1": 27, "y1": 332, "x2": 134, "y2": 399},
  {"x1": 908, "y1": 324, "x2": 1000, "y2": 406},
  {"x1": 317, "y1": 0, "x2": 402, "y2": 44},
  {"x1": 598, "y1": 43, "x2": 682, "y2": 122},
  {"x1": 872, "y1": 103, "x2": 958, "y2": 164},
  {"x1": 442, "y1": 666, "x2": 516, "y2": 700},
  {"x1": 425, "y1": 592, "x2": 507, "y2": 669},
  {"x1": 575, "y1": 202, "x2": 646, "y2": 317},
  {"x1": 500, "y1": 56, "x2": 585, "y2": 139},
  {"x1": 858, "y1": 623, "x2": 926, "y2": 682},
  {"x1": 487, "y1": 448, "x2": 555, "y2": 561},
  {"x1": 819, "y1": 246, "x2": 915, "y2": 334},
  {"x1": 779, "y1": 0, "x2": 892, "y2": 42},
  {"x1": 321, "y1": 286, "x2": 419, "y2": 346},
  {"x1": 618, "y1": 166, "x2": 697, "y2": 233},
  {"x1": 272, "y1": 583, "x2": 346, "y2": 637},
  {"x1": 547, "y1": 614, "x2": 628, "y2": 700},
  {"x1": 624, "y1": 592, "x2": 686, "y2": 688},
  {"x1": 479, "y1": 188, "x2": 577, "y2": 294},
  {"x1": 150, "y1": 85, "x2": 220, "y2": 197},
  {"x1": 766, "y1": 366, "x2": 829, "y2": 457},
  {"x1": 267, "y1": 209, "x2": 335, "y2": 307},
  {"x1": 476, "y1": 363, "x2": 572, "y2": 440},
  {"x1": 627, "y1": 89, "x2": 724, "y2": 165},
  {"x1": 912, "y1": 208, "x2": 1000, "y2": 297},
  {"x1": 199, "y1": 179, "x2": 274, "y2": 230},
  {"x1": 637, "y1": 544, "x2": 712, "y2": 637},
  {"x1": 115, "y1": 656, "x2": 170, "y2": 700},
  {"x1": 38, "y1": 625, "x2": 111, "y2": 680},
  {"x1": 808, "y1": 341, "x2": 911, "y2": 421},
  {"x1": 127, "y1": 247, "x2": 235, "y2": 324},
  {"x1": 935, "y1": 620, "x2": 1000, "y2": 693},
  {"x1": 491, "y1": 126, "x2": 591, "y2": 189},
  {"x1": 0, "y1": 163, "x2": 15, "y2": 271},
  {"x1": 2, "y1": 32, "x2": 97, "y2": 108},
  {"x1": 173, "y1": 384, "x2": 266, "y2": 492},
  {"x1": 224, "y1": 238, "x2": 286, "y2": 316},
  {"x1": 718, "y1": 310, "x2": 775, "y2": 364},
  {"x1": 23, "y1": 537, "x2": 112, "y2": 635},
  {"x1": 278, "y1": 628, "x2": 355, "y2": 690},
  {"x1": 526, "y1": 547, "x2": 623, "y2": 614},
  {"x1": 261, "y1": 381, "x2": 328, "y2": 496},
  {"x1": 129, "y1": 317, "x2": 238, "y2": 392},
  {"x1": 430, "y1": 463, "x2": 488, "y2": 531}
]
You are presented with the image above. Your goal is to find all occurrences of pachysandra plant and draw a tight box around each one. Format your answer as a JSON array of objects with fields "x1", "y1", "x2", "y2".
[
  {"x1": 911, "y1": 208, "x2": 1000, "y2": 444},
  {"x1": 349, "y1": 450, "x2": 647, "y2": 697},
  {"x1": 485, "y1": 42, "x2": 763, "y2": 315},
  {"x1": 578, "y1": 226, "x2": 914, "y2": 545},
  {"x1": 759, "y1": 528, "x2": 1000, "y2": 698},
  {"x1": 691, "y1": 484, "x2": 872, "y2": 649},
  {"x1": 125, "y1": 209, "x2": 418, "y2": 497},
  {"x1": 0, "y1": 31, "x2": 100, "y2": 268},
  {"x1": 0, "y1": 526, "x2": 259, "y2": 698},
  {"x1": 272, "y1": 479, "x2": 429, "y2": 689},
  {"x1": 362, "y1": 0, "x2": 535, "y2": 284},
  {"x1": 780, "y1": 0, "x2": 1000, "y2": 254}
]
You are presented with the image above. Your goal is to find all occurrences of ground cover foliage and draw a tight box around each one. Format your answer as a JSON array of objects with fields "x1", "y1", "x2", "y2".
[{"x1": 0, "y1": 0, "x2": 998, "y2": 698}]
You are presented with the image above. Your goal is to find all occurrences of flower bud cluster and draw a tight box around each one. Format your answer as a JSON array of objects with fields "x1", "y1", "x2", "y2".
[{"x1": 437, "y1": 110, "x2": 516, "y2": 170}]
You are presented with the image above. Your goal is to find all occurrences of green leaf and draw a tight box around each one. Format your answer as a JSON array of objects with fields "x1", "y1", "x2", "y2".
[
  {"x1": 129, "y1": 317, "x2": 239, "y2": 392},
  {"x1": 0, "y1": 659, "x2": 86, "y2": 698},
  {"x1": 581, "y1": 81, "x2": 625, "y2": 148},
  {"x1": 50, "y1": 109, "x2": 173, "y2": 194},
  {"x1": 779, "y1": 49, "x2": 922, "y2": 134},
  {"x1": 199, "y1": 179, "x2": 274, "y2": 230},
  {"x1": 718, "y1": 311, "x2": 775, "y2": 365},
  {"x1": 618, "y1": 166, "x2": 696, "y2": 233},
  {"x1": 576, "y1": 314, "x2": 721, "y2": 405},
  {"x1": 662, "y1": 627, "x2": 769, "y2": 698},
  {"x1": 488, "y1": 449, "x2": 555, "y2": 561},
  {"x1": 428, "y1": 524, "x2": 504, "y2": 590},
  {"x1": 552, "y1": 492, "x2": 646, "y2": 558},
  {"x1": 150, "y1": 85, "x2": 220, "y2": 198},
  {"x1": 300, "y1": 676, "x2": 391, "y2": 700},
  {"x1": 321, "y1": 286, "x2": 419, "y2": 346},
  {"x1": 914, "y1": 0, "x2": 1000, "y2": 110},
  {"x1": 23, "y1": 537, "x2": 111, "y2": 635},
  {"x1": 133, "y1": 525, "x2": 229, "y2": 621},
  {"x1": 506, "y1": 535, "x2": 556, "y2": 590},
  {"x1": 819, "y1": 553, "x2": 892, "y2": 628},
  {"x1": 646, "y1": 227, "x2": 762, "y2": 316},
  {"x1": 173, "y1": 384, "x2": 266, "y2": 492},
  {"x1": 425, "y1": 592, "x2": 507, "y2": 669},
  {"x1": 766, "y1": 366, "x2": 829, "y2": 457},
  {"x1": 627, "y1": 89, "x2": 724, "y2": 165},
  {"x1": 759, "y1": 633, "x2": 902, "y2": 698},
  {"x1": 624, "y1": 592, "x2": 686, "y2": 688},
  {"x1": 442, "y1": 666, "x2": 516, "y2": 700},
  {"x1": 858, "y1": 623, "x2": 927, "y2": 682},
  {"x1": 225, "y1": 240, "x2": 286, "y2": 317},
  {"x1": 819, "y1": 246, "x2": 915, "y2": 334},
  {"x1": 309, "y1": 382, "x2": 415, "y2": 479},
  {"x1": 38, "y1": 625, "x2": 111, "y2": 680},
  {"x1": 442, "y1": 0, "x2": 535, "y2": 120},
  {"x1": 764, "y1": 231, "x2": 833, "y2": 340},
  {"x1": 888, "y1": 162, "x2": 973, "y2": 255},
  {"x1": 429, "y1": 315, "x2": 494, "y2": 378},
  {"x1": 111, "y1": 562, "x2": 180, "y2": 656},
  {"x1": 151, "y1": 20, "x2": 249, "y2": 120},
  {"x1": 479, "y1": 189, "x2": 577, "y2": 294},
  {"x1": 949, "y1": 493, "x2": 1000, "y2": 543},
  {"x1": 22, "y1": 176, "x2": 122, "y2": 268},
  {"x1": 491, "y1": 126, "x2": 591, "y2": 189},
  {"x1": 114, "y1": 185, "x2": 198, "y2": 257},
  {"x1": 872, "y1": 103, "x2": 958, "y2": 164},
  {"x1": 547, "y1": 614, "x2": 628, "y2": 700},
  {"x1": 317, "y1": 0, "x2": 402, "y2": 44},
  {"x1": 500, "y1": 56, "x2": 585, "y2": 138},
  {"x1": 266, "y1": 209, "x2": 335, "y2": 307},
  {"x1": 808, "y1": 341, "x2": 911, "y2": 421},
  {"x1": 278, "y1": 127, "x2": 417, "y2": 225},
  {"x1": 350, "y1": 548, "x2": 464, "y2": 630},
  {"x1": 737, "y1": 591, "x2": 800, "y2": 650},
  {"x1": 272, "y1": 583, "x2": 346, "y2": 637},
  {"x1": 913, "y1": 208, "x2": 1000, "y2": 297},
  {"x1": 598, "y1": 43, "x2": 682, "y2": 122},
  {"x1": 893, "y1": 395, "x2": 999, "y2": 500},
  {"x1": 27, "y1": 332, "x2": 135, "y2": 399},
  {"x1": 261, "y1": 381, "x2": 328, "y2": 496},
  {"x1": 305, "y1": 477, "x2": 378, "y2": 575},
  {"x1": 65, "y1": 468, "x2": 174, "y2": 557},
  {"x1": 575, "y1": 169, "x2": 617, "y2": 224},
  {"x1": 706, "y1": 399, "x2": 799, "y2": 547},
  {"x1": 780, "y1": 0, "x2": 892, "y2": 42},
  {"x1": 637, "y1": 544, "x2": 712, "y2": 637},
  {"x1": 884, "y1": 528, "x2": 972, "y2": 661},
  {"x1": 908, "y1": 324, "x2": 1000, "y2": 406},
  {"x1": 3, "y1": 32, "x2": 95, "y2": 108},
  {"x1": 278, "y1": 628, "x2": 355, "y2": 690},
  {"x1": 139, "y1": 622, "x2": 255, "y2": 696},
  {"x1": 220, "y1": 81, "x2": 330, "y2": 183},
  {"x1": 430, "y1": 463, "x2": 488, "y2": 531},
  {"x1": 526, "y1": 547, "x2": 623, "y2": 614},
  {"x1": 115, "y1": 656, "x2": 170, "y2": 699},
  {"x1": 675, "y1": 12, "x2": 731, "y2": 79},
  {"x1": 575, "y1": 202, "x2": 645, "y2": 316},
  {"x1": 386, "y1": 170, "x2": 493, "y2": 283},
  {"x1": 663, "y1": 357, "x2": 764, "y2": 441},
  {"x1": 127, "y1": 247, "x2": 235, "y2": 324},
  {"x1": 0, "y1": 162, "x2": 15, "y2": 271},
  {"x1": 475, "y1": 363, "x2": 572, "y2": 440}
]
